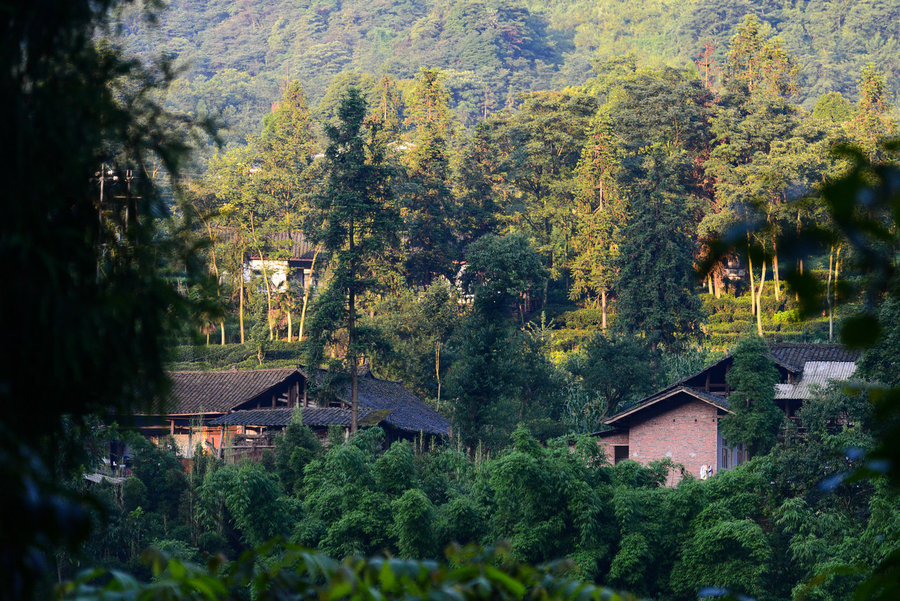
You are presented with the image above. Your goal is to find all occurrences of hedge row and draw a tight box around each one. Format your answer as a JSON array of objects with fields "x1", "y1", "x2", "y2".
[{"x1": 167, "y1": 341, "x2": 305, "y2": 369}]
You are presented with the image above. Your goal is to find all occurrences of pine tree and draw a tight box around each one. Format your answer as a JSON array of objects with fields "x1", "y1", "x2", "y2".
[
  {"x1": 252, "y1": 81, "x2": 317, "y2": 340},
  {"x1": 371, "y1": 73, "x2": 403, "y2": 145},
  {"x1": 401, "y1": 69, "x2": 456, "y2": 287},
  {"x1": 570, "y1": 110, "x2": 624, "y2": 329},
  {"x1": 725, "y1": 14, "x2": 799, "y2": 99},
  {"x1": 847, "y1": 64, "x2": 898, "y2": 158},
  {"x1": 304, "y1": 88, "x2": 400, "y2": 432},
  {"x1": 615, "y1": 149, "x2": 703, "y2": 351}
]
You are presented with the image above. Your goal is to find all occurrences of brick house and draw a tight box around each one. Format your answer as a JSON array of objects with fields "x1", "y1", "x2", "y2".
[{"x1": 595, "y1": 343, "x2": 860, "y2": 484}]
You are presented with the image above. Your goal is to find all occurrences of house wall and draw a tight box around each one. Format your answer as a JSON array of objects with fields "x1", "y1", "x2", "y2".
[
  {"x1": 626, "y1": 399, "x2": 720, "y2": 484},
  {"x1": 595, "y1": 431, "x2": 629, "y2": 463},
  {"x1": 716, "y1": 429, "x2": 747, "y2": 473}
]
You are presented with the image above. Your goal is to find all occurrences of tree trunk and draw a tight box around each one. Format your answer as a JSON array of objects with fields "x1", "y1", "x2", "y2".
[
  {"x1": 249, "y1": 212, "x2": 274, "y2": 340},
  {"x1": 707, "y1": 273, "x2": 714, "y2": 295},
  {"x1": 287, "y1": 310, "x2": 292, "y2": 342},
  {"x1": 835, "y1": 246, "x2": 842, "y2": 314},
  {"x1": 435, "y1": 341, "x2": 442, "y2": 410},
  {"x1": 239, "y1": 277, "x2": 245, "y2": 344},
  {"x1": 713, "y1": 262, "x2": 725, "y2": 298},
  {"x1": 199, "y1": 215, "x2": 226, "y2": 346},
  {"x1": 601, "y1": 290, "x2": 608, "y2": 330},
  {"x1": 349, "y1": 222, "x2": 358, "y2": 434},
  {"x1": 827, "y1": 245, "x2": 834, "y2": 342},
  {"x1": 773, "y1": 241, "x2": 780, "y2": 301},
  {"x1": 748, "y1": 250, "x2": 756, "y2": 317},
  {"x1": 298, "y1": 245, "x2": 320, "y2": 342},
  {"x1": 756, "y1": 260, "x2": 767, "y2": 337},
  {"x1": 541, "y1": 277, "x2": 549, "y2": 311}
]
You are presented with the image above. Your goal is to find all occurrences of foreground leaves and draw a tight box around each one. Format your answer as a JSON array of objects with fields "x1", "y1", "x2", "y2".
[{"x1": 59, "y1": 543, "x2": 636, "y2": 601}]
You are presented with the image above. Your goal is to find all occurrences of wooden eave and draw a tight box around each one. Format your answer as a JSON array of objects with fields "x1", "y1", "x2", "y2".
[{"x1": 604, "y1": 386, "x2": 732, "y2": 426}]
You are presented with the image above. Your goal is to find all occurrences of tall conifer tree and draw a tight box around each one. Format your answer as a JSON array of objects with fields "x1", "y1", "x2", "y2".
[
  {"x1": 402, "y1": 69, "x2": 456, "y2": 287},
  {"x1": 570, "y1": 110, "x2": 624, "y2": 329},
  {"x1": 304, "y1": 88, "x2": 399, "y2": 432},
  {"x1": 615, "y1": 150, "x2": 702, "y2": 351}
]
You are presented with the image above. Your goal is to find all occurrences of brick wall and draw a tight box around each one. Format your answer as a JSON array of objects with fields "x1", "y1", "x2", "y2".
[
  {"x1": 596, "y1": 430, "x2": 629, "y2": 463},
  {"x1": 626, "y1": 397, "x2": 721, "y2": 484}
]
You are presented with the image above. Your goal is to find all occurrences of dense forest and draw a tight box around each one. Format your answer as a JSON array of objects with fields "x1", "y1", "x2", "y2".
[
  {"x1": 4, "y1": 1, "x2": 900, "y2": 601},
  {"x1": 175, "y1": 9, "x2": 898, "y2": 399},
  {"x1": 76, "y1": 376, "x2": 896, "y2": 601},
  {"x1": 117, "y1": 0, "x2": 900, "y2": 148}
]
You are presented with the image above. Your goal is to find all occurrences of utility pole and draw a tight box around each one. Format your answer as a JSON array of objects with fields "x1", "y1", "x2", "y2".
[
  {"x1": 94, "y1": 164, "x2": 118, "y2": 279},
  {"x1": 123, "y1": 169, "x2": 136, "y2": 230}
]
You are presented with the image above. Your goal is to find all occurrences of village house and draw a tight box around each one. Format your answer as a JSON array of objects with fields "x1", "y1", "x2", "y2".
[
  {"x1": 243, "y1": 230, "x2": 320, "y2": 293},
  {"x1": 595, "y1": 343, "x2": 860, "y2": 484},
  {"x1": 136, "y1": 366, "x2": 449, "y2": 463}
]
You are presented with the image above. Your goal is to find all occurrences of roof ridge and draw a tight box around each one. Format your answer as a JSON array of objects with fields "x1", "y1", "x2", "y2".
[{"x1": 169, "y1": 367, "x2": 299, "y2": 374}]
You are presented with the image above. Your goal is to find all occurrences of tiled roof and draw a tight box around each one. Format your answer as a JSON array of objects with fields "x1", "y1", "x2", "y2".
[
  {"x1": 605, "y1": 385, "x2": 731, "y2": 425},
  {"x1": 208, "y1": 407, "x2": 380, "y2": 428},
  {"x1": 214, "y1": 227, "x2": 317, "y2": 260},
  {"x1": 303, "y1": 369, "x2": 450, "y2": 436},
  {"x1": 775, "y1": 361, "x2": 858, "y2": 400},
  {"x1": 164, "y1": 368, "x2": 300, "y2": 414},
  {"x1": 603, "y1": 343, "x2": 860, "y2": 428},
  {"x1": 264, "y1": 230, "x2": 317, "y2": 260},
  {"x1": 769, "y1": 343, "x2": 861, "y2": 371}
]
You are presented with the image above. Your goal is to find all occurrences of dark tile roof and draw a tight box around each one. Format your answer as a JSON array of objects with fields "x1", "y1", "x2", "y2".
[
  {"x1": 302, "y1": 369, "x2": 450, "y2": 436},
  {"x1": 264, "y1": 230, "x2": 317, "y2": 260},
  {"x1": 605, "y1": 343, "x2": 860, "y2": 426},
  {"x1": 164, "y1": 368, "x2": 300, "y2": 414},
  {"x1": 208, "y1": 407, "x2": 378, "y2": 428},
  {"x1": 769, "y1": 343, "x2": 861, "y2": 372},
  {"x1": 213, "y1": 227, "x2": 317, "y2": 260},
  {"x1": 604, "y1": 385, "x2": 731, "y2": 425}
]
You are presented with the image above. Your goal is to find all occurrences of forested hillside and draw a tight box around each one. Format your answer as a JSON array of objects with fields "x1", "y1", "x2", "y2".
[
  {"x1": 183, "y1": 8, "x2": 899, "y2": 387},
  {"x1": 5, "y1": 0, "x2": 900, "y2": 598},
  {"x1": 119, "y1": 0, "x2": 900, "y2": 147}
]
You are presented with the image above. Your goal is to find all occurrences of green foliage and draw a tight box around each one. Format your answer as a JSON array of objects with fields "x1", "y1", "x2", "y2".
[
  {"x1": 720, "y1": 336, "x2": 783, "y2": 456},
  {"x1": 569, "y1": 110, "x2": 623, "y2": 315},
  {"x1": 565, "y1": 333, "x2": 654, "y2": 420},
  {"x1": 14, "y1": 3, "x2": 900, "y2": 601},
  {"x1": 303, "y1": 87, "x2": 401, "y2": 430},
  {"x1": 116, "y1": 0, "x2": 900, "y2": 147},
  {"x1": 198, "y1": 462, "x2": 290, "y2": 548},
  {"x1": 126, "y1": 435, "x2": 188, "y2": 521},
  {"x1": 375, "y1": 441, "x2": 415, "y2": 496},
  {"x1": 62, "y1": 543, "x2": 638, "y2": 601},
  {"x1": 273, "y1": 415, "x2": 324, "y2": 494},
  {"x1": 392, "y1": 489, "x2": 437, "y2": 558},
  {"x1": 858, "y1": 298, "x2": 900, "y2": 387},
  {"x1": 401, "y1": 69, "x2": 458, "y2": 287},
  {"x1": 670, "y1": 506, "x2": 773, "y2": 601},
  {"x1": 445, "y1": 305, "x2": 520, "y2": 450},
  {"x1": 724, "y1": 14, "x2": 799, "y2": 99},
  {"x1": 369, "y1": 273, "x2": 462, "y2": 405},
  {"x1": 614, "y1": 147, "x2": 705, "y2": 350},
  {"x1": 463, "y1": 233, "x2": 547, "y2": 312}
]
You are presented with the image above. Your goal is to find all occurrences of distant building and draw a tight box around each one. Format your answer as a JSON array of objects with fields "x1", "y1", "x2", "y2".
[
  {"x1": 137, "y1": 367, "x2": 449, "y2": 463},
  {"x1": 243, "y1": 230, "x2": 320, "y2": 292},
  {"x1": 595, "y1": 343, "x2": 860, "y2": 485}
]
